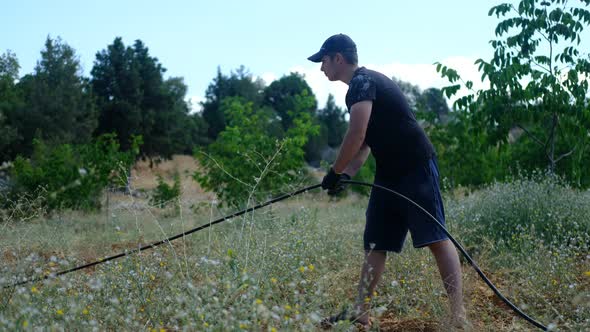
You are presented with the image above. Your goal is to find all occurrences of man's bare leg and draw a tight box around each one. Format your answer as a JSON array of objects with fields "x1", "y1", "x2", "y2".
[
  {"x1": 428, "y1": 240, "x2": 467, "y2": 325},
  {"x1": 353, "y1": 250, "x2": 387, "y2": 325}
]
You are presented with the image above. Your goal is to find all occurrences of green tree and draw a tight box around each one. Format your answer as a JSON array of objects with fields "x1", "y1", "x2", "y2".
[
  {"x1": 392, "y1": 76, "x2": 422, "y2": 112},
  {"x1": 194, "y1": 95, "x2": 318, "y2": 207},
  {"x1": 317, "y1": 94, "x2": 347, "y2": 148},
  {"x1": 201, "y1": 66, "x2": 265, "y2": 140},
  {"x1": 263, "y1": 72, "x2": 317, "y2": 130},
  {"x1": 0, "y1": 51, "x2": 21, "y2": 161},
  {"x1": 417, "y1": 88, "x2": 450, "y2": 123},
  {"x1": 437, "y1": 0, "x2": 590, "y2": 180},
  {"x1": 92, "y1": 38, "x2": 197, "y2": 159},
  {"x1": 91, "y1": 37, "x2": 140, "y2": 151},
  {"x1": 263, "y1": 73, "x2": 320, "y2": 162},
  {"x1": 392, "y1": 77, "x2": 450, "y2": 124},
  {"x1": 8, "y1": 134, "x2": 141, "y2": 212},
  {"x1": 13, "y1": 37, "x2": 97, "y2": 156}
]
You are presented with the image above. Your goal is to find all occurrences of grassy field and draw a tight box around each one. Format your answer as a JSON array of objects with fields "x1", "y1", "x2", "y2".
[{"x1": 0, "y1": 159, "x2": 589, "y2": 331}]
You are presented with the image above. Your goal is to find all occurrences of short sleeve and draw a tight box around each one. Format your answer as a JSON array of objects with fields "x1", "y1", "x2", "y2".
[{"x1": 347, "y1": 73, "x2": 376, "y2": 106}]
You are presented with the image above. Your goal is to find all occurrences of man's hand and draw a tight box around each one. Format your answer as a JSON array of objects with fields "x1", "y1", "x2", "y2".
[
  {"x1": 327, "y1": 173, "x2": 351, "y2": 196},
  {"x1": 321, "y1": 168, "x2": 342, "y2": 190}
]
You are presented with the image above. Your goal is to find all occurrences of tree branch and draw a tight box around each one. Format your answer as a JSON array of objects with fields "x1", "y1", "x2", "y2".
[
  {"x1": 555, "y1": 148, "x2": 575, "y2": 163},
  {"x1": 530, "y1": 59, "x2": 552, "y2": 74},
  {"x1": 516, "y1": 123, "x2": 546, "y2": 148}
]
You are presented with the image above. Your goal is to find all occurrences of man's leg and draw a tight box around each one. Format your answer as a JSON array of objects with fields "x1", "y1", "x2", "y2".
[
  {"x1": 428, "y1": 239, "x2": 466, "y2": 324},
  {"x1": 353, "y1": 250, "x2": 387, "y2": 325}
]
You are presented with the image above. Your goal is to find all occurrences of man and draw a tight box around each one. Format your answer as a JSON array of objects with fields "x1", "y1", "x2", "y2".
[{"x1": 308, "y1": 34, "x2": 467, "y2": 329}]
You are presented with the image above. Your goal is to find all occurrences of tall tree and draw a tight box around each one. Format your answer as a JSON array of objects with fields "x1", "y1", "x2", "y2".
[
  {"x1": 0, "y1": 51, "x2": 21, "y2": 161},
  {"x1": 417, "y1": 88, "x2": 450, "y2": 123},
  {"x1": 201, "y1": 66, "x2": 264, "y2": 140},
  {"x1": 92, "y1": 38, "x2": 198, "y2": 159},
  {"x1": 263, "y1": 73, "x2": 320, "y2": 162},
  {"x1": 317, "y1": 94, "x2": 347, "y2": 148},
  {"x1": 392, "y1": 76, "x2": 422, "y2": 112},
  {"x1": 263, "y1": 72, "x2": 318, "y2": 131},
  {"x1": 13, "y1": 37, "x2": 97, "y2": 156}
]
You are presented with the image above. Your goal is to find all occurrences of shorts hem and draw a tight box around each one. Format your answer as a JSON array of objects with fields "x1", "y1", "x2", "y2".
[
  {"x1": 412, "y1": 236, "x2": 449, "y2": 249},
  {"x1": 363, "y1": 245, "x2": 403, "y2": 253}
]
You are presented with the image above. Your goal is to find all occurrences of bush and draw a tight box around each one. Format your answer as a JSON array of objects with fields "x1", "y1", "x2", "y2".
[
  {"x1": 447, "y1": 171, "x2": 590, "y2": 254},
  {"x1": 351, "y1": 154, "x2": 376, "y2": 195},
  {"x1": 7, "y1": 134, "x2": 141, "y2": 212},
  {"x1": 194, "y1": 96, "x2": 318, "y2": 207},
  {"x1": 150, "y1": 172, "x2": 181, "y2": 212}
]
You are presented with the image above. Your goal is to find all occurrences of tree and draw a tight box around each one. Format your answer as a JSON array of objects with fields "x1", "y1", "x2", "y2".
[
  {"x1": 194, "y1": 95, "x2": 318, "y2": 207},
  {"x1": 12, "y1": 37, "x2": 97, "y2": 156},
  {"x1": 392, "y1": 76, "x2": 423, "y2": 112},
  {"x1": 150, "y1": 76, "x2": 201, "y2": 157},
  {"x1": 8, "y1": 134, "x2": 141, "y2": 212},
  {"x1": 91, "y1": 37, "x2": 139, "y2": 151},
  {"x1": 392, "y1": 77, "x2": 450, "y2": 124},
  {"x1": 201, "y1": 66, "x2": 264, "y2": 140},
  {"x1": 92, "y1": 38, "x2": 198, "y2": 160},
  {"x1": 437, "y1": 0, "x2": 590, "y2": 177},
  {"x1": 263, "y1": 73, "x2": 321, "y2": 162},
  {"x1": 418, "y1": 88, "x2": 450, "y2": 123},
  {"x1": 263, "y1": 72, "x2": 318, "y2": 130},
  {"x1": 317, "y1": 94, "x2": 347, "y2": 148},
  {"x1": 0, "y1": 51, "x2": 20, "y2": 161}
]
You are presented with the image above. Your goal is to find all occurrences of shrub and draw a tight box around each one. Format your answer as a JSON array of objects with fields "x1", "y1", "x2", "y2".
[
  {"x1": 150, "y1": 172, "x2": 181, "y2": 212},
  {"x1": 7, "y1": 134, "x2": 141, "y2": 212},
  {"x1": 194, "y1": 96, "x2": 318, "y2": 207},
  {"x1": 350, "y1": 154, "x2": 376, "y2": 195},
  {"x1": 447, "y1": 171, "x2": 590, "y2": 254}
]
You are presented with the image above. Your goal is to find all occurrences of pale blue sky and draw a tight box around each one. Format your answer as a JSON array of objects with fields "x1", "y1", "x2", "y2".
[{"x1": 2, "y1": 1, "x2": 511, "y2": 108}]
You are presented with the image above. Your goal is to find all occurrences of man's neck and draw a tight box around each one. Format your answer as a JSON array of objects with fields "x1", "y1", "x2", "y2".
[{"x1": 341, "y1": 65, "x2": 359, "y2": 85}]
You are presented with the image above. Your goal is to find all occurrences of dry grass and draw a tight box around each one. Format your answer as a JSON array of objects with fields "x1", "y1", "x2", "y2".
[
  {"x1": 1, "y1": 157, "x2": 588, "y2": 331},
  {"x1": 131, "y1": 154, "x2": 215, "y2": 201}
]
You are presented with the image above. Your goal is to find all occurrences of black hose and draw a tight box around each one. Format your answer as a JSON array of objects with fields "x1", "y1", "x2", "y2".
[
  {"x1": 1, "y1": 181, "x2": 548, "y2": 330},
  {"x1": 344, "y1": 180, "x2": 548, "y2": 331}
]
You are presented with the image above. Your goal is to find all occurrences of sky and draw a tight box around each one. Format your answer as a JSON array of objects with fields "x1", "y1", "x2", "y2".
[{"x1": 2, "y1": 0, "x2": 509, "y2": 110}]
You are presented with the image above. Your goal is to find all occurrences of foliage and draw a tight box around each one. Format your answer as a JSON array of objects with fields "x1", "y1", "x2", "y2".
[
  {"x1": 91, "y1": 38, "x2": 202, "y2": 159},
  {"x1": 317, "y1": 94, "x2": 347, "y2": 149},
  {"x1": 0, "y1": 51, "x2": 21, "y2": 162},
  {"x1": 393, "y1": 77, "x2": 450, "y2": 122},
  {"x1": 263, "y1": 72, "x2": 317, "y2": 130},
  {"x1": 448, "y1": 171, "x2": 590, "y2": 254},
  {"x1": 7, "y1": 134, "x2": 141, "y2": 212},
  {"x1": 436, "y1": 0, "x2": 590, "y2": 180},
  {"x1": 194, "y1": 95, "x2": 318, "y2": 207},
  {"x1": 150, "y1": 172, "x2": 181, "y2": 212},
  {"x1": 263, "y1": 73, "x2": 325, "y2": 163},
  {"x1": 350, "y1": 154, "x2": 376, "y2": 195},
  {"x1": 425, "y1": 110, "x2": 513, "y2": 189},
  {"x1": 10, "y1": 37, "x2": 97, "y2": 157},
  {"x1": 201, "y1": 66, "x2": 265, "y2": 140}
]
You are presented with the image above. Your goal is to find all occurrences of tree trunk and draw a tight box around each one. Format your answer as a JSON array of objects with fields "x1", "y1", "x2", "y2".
[{"x1": 549, "y1": 112, "x2": 558, "y2": 174}]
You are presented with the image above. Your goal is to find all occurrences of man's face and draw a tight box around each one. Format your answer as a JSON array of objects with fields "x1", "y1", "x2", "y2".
[{"x1": 320, "y1": 55, "x2": 339, "y2": 81}]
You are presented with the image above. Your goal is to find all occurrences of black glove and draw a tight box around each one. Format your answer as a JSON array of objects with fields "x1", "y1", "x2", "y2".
[
  {"x1": 321, "y1": 168, "x2": 342, "y2": 190},
  {"x1": 328, "y1": 173, "x2": 351, "y2": 196}
]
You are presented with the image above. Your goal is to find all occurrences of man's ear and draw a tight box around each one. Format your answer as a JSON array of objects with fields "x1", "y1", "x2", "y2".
[{"x1": 335, "y1": 53, "x2": 344, "y2": 64}]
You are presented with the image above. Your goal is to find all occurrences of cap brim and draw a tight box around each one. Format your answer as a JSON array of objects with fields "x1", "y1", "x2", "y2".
[{"x1": 307, "y1": 50, "x2": 324, "y2": 63}]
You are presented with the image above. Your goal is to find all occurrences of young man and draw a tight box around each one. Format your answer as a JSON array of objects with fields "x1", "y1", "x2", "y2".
[{"x1": 308, "y1": 34, "x2": 467, "y2": 328}]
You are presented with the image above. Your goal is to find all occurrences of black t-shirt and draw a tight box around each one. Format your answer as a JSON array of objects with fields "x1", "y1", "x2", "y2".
[{"x1": 345, "y1": 67, "x2": 435, "y2": 182}]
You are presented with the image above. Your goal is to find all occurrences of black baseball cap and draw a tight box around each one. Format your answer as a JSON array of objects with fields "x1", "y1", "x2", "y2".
[{"x1": 307, "y1": 33, "x2": 357, "y2": 63}]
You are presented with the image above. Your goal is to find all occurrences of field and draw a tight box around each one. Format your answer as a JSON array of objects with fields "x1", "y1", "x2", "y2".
[{"x1": 1, "y1": 156, "x2": 589, "y2": 331}]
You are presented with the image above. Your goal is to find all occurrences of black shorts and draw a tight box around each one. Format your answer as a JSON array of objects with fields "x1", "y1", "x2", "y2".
[{"x1": 364, "y1": 157, "x2": 448, "y2": 253}]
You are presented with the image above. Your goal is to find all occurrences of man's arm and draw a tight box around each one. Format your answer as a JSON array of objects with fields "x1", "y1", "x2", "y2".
[
  {"x1": 342, "y1": 143, "x2": 370, "y2": 176},
  {"x1": 332, "y1": 100, "x2": 372, "y2": 174}
]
